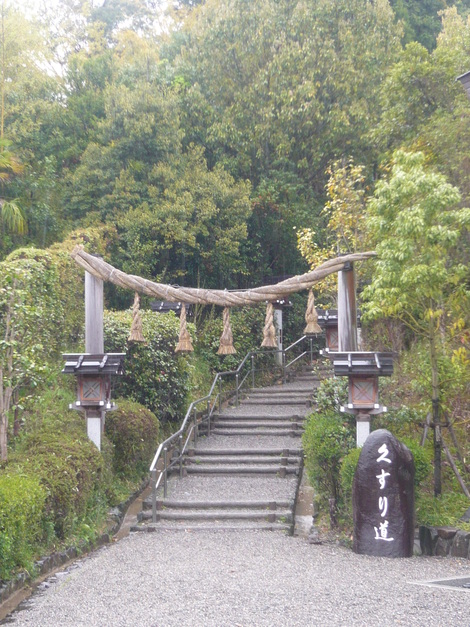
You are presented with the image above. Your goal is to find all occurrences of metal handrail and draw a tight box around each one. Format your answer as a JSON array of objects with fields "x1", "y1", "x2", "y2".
[{"x1": 148, "y1": 335, "x2": 318, "y2": 522}]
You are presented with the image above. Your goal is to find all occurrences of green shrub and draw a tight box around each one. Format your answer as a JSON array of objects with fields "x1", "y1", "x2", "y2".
[
  {"x1": 340, "y1": 447, "x2": 362, "y2": 520},
  {"x1": 302, "y1": 411, "x2": 355, "y2": 508},
  {"x1": 0, "y1": 473, "x2": 48, "y2": 581},
  {"x1": 12, "y1": 428, "x2": 105, "y2": 539},
  {"x1": 104, "y1": 309, "x2": 191, "y2": 422},
  {"x1": 401, "y1": 438, "x2": 433, "y2": 487},
  {"x1": 105, "y1": 399, "x2": 160, "y2": 476},
  {"x1": 373, "y1": 405, "x2": 422, "y2": 439},
  {"x1": 314, "y1": 377, "x2": 348, "y2": 414},
  {"x1": 416, "y1": 492, "x2": 470, "y2": 530}
]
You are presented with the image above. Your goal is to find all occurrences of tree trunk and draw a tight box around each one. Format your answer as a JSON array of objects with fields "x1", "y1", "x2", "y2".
[
  {"x1": 0, "y1": 369, "x2": 11, "y2": 462},
  {"x1": 0, "y1": 411, "x2": 7, "y2": 460},
  {"x1": 429, "y1": 320, "x2": 441, "y2": 497}
]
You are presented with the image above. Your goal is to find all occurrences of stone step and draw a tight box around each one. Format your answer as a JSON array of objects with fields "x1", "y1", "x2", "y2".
[
  {"x1": 139, "y1": 509, "x2": 293, "y2": 523},
  {"x1": 212, "y1": 413, "x2": 304, "y2": 420},
  {"x1": 143, "y1": 498, "x2": 292, "y2": 511},
  {"x1": 247, "y1": 387, "x2": 314, "y2": 395},
  {"x1": 131, "y1": 522, "x2": 292, "y2": 533},
  {"x1": 185, "y1": 455, "x2": 300, "y2": 465},
  {"x1": 213, "y1": 415, "x2": 305, "y2": 423},
  {"x1": 211, "y1": 428, "x2": 302, "y2": 436},
  {"x1": 240, "y1": 398, "x2": 311, "y2": 406},
  {"x1": 183, "y1": 465, "x2": 299, "y2": 475},
  {"x1": 190, "y1": 448, "x2": 302, "y2": 457},
  {"x1": 213, "y1": 420, "x2": 304, "y2": 429}
]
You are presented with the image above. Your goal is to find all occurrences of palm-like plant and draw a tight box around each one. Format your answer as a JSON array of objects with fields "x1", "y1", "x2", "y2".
[{"x1": 0, "y1": 137, "x2": 25, "y2": 235}]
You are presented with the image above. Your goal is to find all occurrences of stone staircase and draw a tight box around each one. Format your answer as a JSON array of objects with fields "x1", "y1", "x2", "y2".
[{"x1": 132, "y1": 362, "x2": 328, "y2": 534}]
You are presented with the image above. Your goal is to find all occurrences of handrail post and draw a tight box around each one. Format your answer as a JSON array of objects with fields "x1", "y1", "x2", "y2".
[
  {"x1": 151, "y1": 469, "x2": 157, "y2": 523},
  {"x1": 235, "y1": 373, "x2": 239, "y2": 407},
  {"x1": 309, "y1": 337, "x2": 313, "y2": 365},
  {"x1": 251, "y1": 353, "x2": 255, "y2": 389},
  {"x1": 207, "y1": 399, "x2": 211, "y2": 436},
  {"x1": 282, "y1": 349, "x2": 286, "y2": 383},
  {"x1": 163, "y1": 447, "x2": 168, "y2": 498},
  {"x1": 193, "y1": 406, "x2": 198, "y2": 446},
  {"x1": 179, "y1": 434, "x2": 183, "y2": 478},
  {"x1": 218, "y1": 377, "x2": 222, "y2": 413}
]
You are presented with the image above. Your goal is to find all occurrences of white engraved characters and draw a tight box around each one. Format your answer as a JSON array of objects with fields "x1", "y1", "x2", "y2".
[{"x1": 374, "y1": 444, "x2": 394, "y2": 542}]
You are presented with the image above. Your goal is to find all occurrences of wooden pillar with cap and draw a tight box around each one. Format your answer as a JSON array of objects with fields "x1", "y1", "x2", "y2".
[
  {"x1": 338, "y1": 261, "x2": 358, "y2": 353},
  {"x1": 85, "y1": 264, "x2": 104, "y2": 449}
]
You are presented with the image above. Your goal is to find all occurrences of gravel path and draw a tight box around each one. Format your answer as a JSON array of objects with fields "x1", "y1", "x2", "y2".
[{"x1": 6, "y1": 532, "x2": 470, "y2": 627}]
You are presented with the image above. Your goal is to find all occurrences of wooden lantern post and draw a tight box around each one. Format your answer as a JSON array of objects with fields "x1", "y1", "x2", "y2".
[
  {"x1": 85, "y1": 269, "x2": 104, "y2": 446},
  {"x1": 272, "y1": 299, "x2": 291, "y2": 366},
  {"x1": 338, "y1": 261, "x2": 358, "y2": 352},
  {"x1": 321, "y1": 261, "x2": 393, "y2": 445},
  {"x1": 63, "y1": 265, "x2": 125, "y2": 450},
  {"x1": 328, "y1": 352, "x2": 394, "y2": 446},
  {"x1": 63, "y1": 353, "x2": 125, "y2": 450},
  {"x1": 317, "y1": 309, "x2": 339, "y2": 351}
]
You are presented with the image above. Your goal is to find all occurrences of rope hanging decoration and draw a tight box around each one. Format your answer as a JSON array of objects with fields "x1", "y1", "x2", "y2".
[
  {"x1": 217, "y1": 307, "x2": 236, "y2": 355},
  {"x1": 175, "y1": 304, "x2": 194, "y2": 353},
  {"x1": 71, "y1": 247, "x2": 376, "y2": 306},
  {"x1": 304, "y1": 289, "x2": 322, "y2": 335},
  {"x1": 71, "y1": 247, "x2": 376, "y2": 352},
  {"x1": 261, "y1": 302, "x2": 277, "y2": 348},
  {"x1": 128, "y1": 292, "x2": 145, "y2": 343}
]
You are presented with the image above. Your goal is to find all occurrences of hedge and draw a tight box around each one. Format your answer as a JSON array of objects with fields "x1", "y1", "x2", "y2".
[
  {"x1": 0, "y1": 473, "x2": 48, "y2": 581},
  {"x1": 105, "y1": 399, "x2": 160, "y2": 476}
]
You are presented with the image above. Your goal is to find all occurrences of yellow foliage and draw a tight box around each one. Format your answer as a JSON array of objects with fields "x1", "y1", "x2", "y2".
[{"x1": 296, "y1": 159, "x2": 368, "y2": 302}]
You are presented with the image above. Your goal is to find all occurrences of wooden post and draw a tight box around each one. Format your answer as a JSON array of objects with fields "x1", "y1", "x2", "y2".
[
  {"x1": 338, "y1": 261, "x2": 357, "y2": 352},
  {"x1": 273, "y1": 307, "x2": 283, "y2": 367},
  {"x1": 85, "y1": 267, "x2": 104, "y2": 449},
  {"x1": 85, "y1": 268, "x2": 104, "y2": 354},
  {"x1": 338, "y1": 262, "x2": 364, "y2": 444},
  {"x1": 356, "y1": 412, "x2": 371, "y2": 447}
]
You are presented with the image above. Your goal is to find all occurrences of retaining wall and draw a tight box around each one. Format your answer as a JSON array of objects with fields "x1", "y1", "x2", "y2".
[{"x1": 420, "y1": 525, "x2": 470, "y2": 559}]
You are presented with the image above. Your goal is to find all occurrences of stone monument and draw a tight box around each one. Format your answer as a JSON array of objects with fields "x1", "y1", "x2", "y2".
[{"x1": 353, "y1": 429, "x2": 415, "y2": 558}]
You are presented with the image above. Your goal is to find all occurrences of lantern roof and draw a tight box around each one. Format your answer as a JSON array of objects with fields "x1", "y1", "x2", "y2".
[
  {"x1": 151, "y1": 300, "x2": 186, "y2": 313},
  {"x1": 316, "y1": 309, "x2": 338, "y2": 328},
  {"x1": 62, "y1": 353, "x2": 125, "y2": 376},
  {"x1": 317, "y1": 309, "x2": 362, "y2": 328},
  {"x1": 322, "y1": 351, "x2": 394, "y2": 377}
]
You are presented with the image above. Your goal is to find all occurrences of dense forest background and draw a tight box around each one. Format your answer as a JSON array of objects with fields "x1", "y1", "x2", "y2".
[{"x1": 1, "y1": 0, "x2": 470, "y2": 293}]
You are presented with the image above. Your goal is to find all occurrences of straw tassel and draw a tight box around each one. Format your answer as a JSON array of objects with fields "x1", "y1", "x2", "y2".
[
  {"x1": 217, "y1": 307, "x2": 237, "y2": 355},
  {"x1": 304, "y1": 289, "x2": 322, "y2": 334},
  {"x1": 128, "y1": 292, "x2": 145, "y2": 342},
  {"x1": 175, "y1": 303, "x2": 194, "y2": 353},
  {"x1": 261, "y1": 302, "x2": 277, "y2": 348}
]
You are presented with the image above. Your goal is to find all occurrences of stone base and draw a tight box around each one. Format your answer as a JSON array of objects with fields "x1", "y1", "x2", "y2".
[{"x1": 419, "y1": 525, "x2": 470, "y2": 559}]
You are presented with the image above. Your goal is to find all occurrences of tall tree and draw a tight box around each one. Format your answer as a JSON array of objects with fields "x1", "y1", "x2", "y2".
[
  {"x1": 362, "y1": 150, "x2": 470, "y2": 496},
  {"x1": 168, "y1": 0, "x2": 402, "y2": 279}
]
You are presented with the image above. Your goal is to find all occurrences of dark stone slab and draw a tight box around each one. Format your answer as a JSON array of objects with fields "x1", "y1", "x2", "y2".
[
  {"x1": 436, "y1": 527, "x2": 458, "y2": 540},
  {"x1": 450, "y1": 530, "x2": 470, "y2": 558},
  {"x1": 353, "y1": 429, "x2": 414, "y2": 558},
  {"x1": 420, "y1": 526, "x2": 438, "y2": 556},
  {"x1": 435, "y1": 537, "x2": 451, "y2": 557}
]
